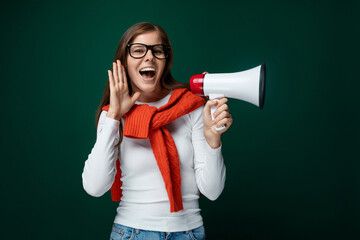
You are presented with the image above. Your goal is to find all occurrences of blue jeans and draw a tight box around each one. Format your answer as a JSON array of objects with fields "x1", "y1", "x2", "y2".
[{"x1": 110, "y1": 223, "x2": 205, "y2": 240}]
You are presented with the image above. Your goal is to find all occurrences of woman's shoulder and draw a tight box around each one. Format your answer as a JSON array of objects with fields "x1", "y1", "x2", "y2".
[{"x1": 188, "y1": 103, "x2": 204, "y2": 125}]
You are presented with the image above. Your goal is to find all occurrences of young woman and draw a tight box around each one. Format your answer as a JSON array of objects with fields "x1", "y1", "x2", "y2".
[{"x1": 82, "y1": 22, "x2": 233, "y2": 240}]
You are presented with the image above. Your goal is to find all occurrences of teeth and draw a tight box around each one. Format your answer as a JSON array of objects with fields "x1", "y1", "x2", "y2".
[{"x1": 140, "y1": 67, "x2": 155, "y2": 72}]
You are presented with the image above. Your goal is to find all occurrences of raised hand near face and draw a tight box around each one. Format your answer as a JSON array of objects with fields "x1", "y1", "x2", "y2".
[
  {"x1": 203, "y1": 98, "x2": 233, "y2": 149},
  {"x1": 106, "y1": 60, "x2": 141, "y2": 120}
]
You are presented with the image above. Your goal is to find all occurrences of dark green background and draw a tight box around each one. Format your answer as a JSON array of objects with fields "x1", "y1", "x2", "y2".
[{"x1": 1, "y1": 0, "x2": 359, "y2": 239}]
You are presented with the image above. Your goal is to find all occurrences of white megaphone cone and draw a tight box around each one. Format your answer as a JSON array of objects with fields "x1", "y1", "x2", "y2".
[{"x1": 190, "y1": 63, "x2": 266, "y2": 131}]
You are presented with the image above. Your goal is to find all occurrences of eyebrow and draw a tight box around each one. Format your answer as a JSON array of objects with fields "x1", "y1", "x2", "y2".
[{"x1": 131, "y1": 43, "x2": 164, "y2": 46}]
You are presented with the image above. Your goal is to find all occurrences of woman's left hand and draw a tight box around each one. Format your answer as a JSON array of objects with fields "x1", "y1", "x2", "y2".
[{"x1": 203, "y1": 98, "x2": 233, "y2": 149}]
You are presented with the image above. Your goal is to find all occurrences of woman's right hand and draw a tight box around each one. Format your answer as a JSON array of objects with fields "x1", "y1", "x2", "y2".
[{"x1": 106, "y1": 60, "x2": 141, "y2": 120}]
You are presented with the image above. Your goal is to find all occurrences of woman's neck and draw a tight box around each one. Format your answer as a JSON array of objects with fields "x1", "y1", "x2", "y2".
[{"x1": 136, "y1": 87, "x2": 170, "y2": 103}]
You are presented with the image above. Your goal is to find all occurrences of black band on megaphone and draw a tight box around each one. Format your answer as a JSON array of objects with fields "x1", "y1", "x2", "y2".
[{"x1": 259, "y1": 63, "x2": 266, "y2": 110}]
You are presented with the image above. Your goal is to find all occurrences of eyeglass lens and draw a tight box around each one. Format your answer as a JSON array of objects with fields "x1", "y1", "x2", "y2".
[{"x1": 129, "y1": 44, "x2": 167, "y2": 59}]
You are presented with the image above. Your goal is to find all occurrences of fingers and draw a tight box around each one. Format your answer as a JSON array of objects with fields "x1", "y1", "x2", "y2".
[
  {"x1": 108, "y1": 70, "x2": 114, "y2": 90},
  {"x1": 117, "y1": 60, "x2": 122, "y2": 87},
  {"x1": 214, "y1": 111, "x2": 232, "y2": 127},
  {"x1": 207, "y1": 98, "x2": 233, "y2": 130},
  {"x1": 203, "y1": 99, "x2": 217, "y2": 115},
  {"x1": 109, "y1": 60, "x2": 126, "y2": 90},
  {"x1": 215, "y1": 116, "x2": 233, "y2": 130},
  {"x1": 131, "y1": 91, "x2": 141, "y2": 103},
  {"x1": 112, "y1": 62, "x2": 118, "y2": 87},
  {"x1": 204, "y1": 98, "x2": 229, "y2": 121},
  {"x1": 212, "y1": 98, "x2": 229, "y2": 118},
  {"x1": 121, "y1": 64, "x2": 128, "y2": 90}
]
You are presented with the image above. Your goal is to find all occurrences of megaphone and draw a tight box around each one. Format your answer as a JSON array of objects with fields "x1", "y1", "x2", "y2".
[{"x1": 190, "y1": 63, "x2": 266, "y2": 131}]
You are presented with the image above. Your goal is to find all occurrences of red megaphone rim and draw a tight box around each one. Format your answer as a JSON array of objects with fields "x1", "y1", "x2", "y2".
[{"x1": 190, "y1": 73, "x2": 205, "y2": 96}]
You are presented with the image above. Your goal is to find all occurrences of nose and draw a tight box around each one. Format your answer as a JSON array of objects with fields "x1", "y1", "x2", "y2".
[{"x1": 144, "y1": 48, "x2": 155, "y2": 61}]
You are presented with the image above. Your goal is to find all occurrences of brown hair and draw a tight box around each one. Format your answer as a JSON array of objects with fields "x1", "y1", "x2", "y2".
[{"x1": 95, "y1": 22, "x2": 188, "y2": 143}]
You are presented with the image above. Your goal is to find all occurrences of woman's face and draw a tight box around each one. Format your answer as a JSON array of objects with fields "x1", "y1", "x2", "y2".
[{"x1": 126, "y1": 31, "x2": 167, "y2": 102}]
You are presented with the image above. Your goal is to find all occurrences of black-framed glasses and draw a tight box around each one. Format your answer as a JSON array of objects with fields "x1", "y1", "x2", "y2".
[{"x1": 127, "y1": 43, "x2": 170, "y2": 59}]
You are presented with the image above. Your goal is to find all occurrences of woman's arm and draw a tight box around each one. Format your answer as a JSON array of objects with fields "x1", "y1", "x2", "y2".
[
  {"x1": 191, "y1": 106, "x2": 227, "y2": 201},
  {"x1": 202, "y1": 98, "x2": 233, "y2": 148},
  {"x1": 82, "y1": 111, "x2": 120, "y2": 197},
  {"x1": 82, "y1": 60, "x2": 140, "y2": 197}
]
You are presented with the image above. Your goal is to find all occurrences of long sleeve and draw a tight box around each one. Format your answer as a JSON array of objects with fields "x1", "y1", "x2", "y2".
[
  {"x1": 82, "y1": 111, "x2": 120, "y2": 197},
  {"x1": 191, "y1": 106, "x2": 226, "y2": 201}
]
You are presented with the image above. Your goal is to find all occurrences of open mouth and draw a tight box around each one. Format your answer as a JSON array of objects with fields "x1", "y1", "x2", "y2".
[{"x1": 139, "y1": 67, "x2": 156, "y2": 79}]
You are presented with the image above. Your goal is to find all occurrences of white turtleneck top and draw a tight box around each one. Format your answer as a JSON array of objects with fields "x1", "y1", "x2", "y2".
[{"x1": 82, "y1": 92, "x2": 226, "y2": 232}]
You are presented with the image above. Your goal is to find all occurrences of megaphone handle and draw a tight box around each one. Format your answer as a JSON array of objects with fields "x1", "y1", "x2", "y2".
[{"x1": 209, "y1": 93, "x2": 226, "y2": 132}]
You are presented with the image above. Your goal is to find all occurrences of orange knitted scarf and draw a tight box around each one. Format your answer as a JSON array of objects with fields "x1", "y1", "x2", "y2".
[{"x1": 102, "y1": 88, "x2": 205, "y2": 212}]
